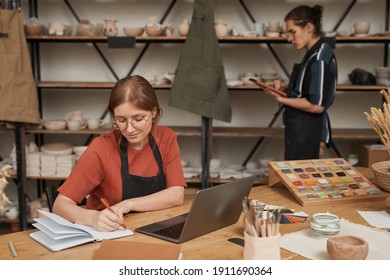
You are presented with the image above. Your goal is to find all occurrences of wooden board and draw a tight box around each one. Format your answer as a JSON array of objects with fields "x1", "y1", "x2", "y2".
[{"x1": 268, "y1": 158, "x2": 387, "y2": 206}]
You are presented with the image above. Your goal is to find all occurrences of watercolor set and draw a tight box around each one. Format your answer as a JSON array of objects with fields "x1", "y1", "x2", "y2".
[{"x1": 268, "y1": 158, "x2": 386, "y2": 206}]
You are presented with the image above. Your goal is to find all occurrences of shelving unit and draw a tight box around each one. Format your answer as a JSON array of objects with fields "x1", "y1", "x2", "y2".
[{"x1": 9, "y1": 0, "x2": 389, "y2": 230}]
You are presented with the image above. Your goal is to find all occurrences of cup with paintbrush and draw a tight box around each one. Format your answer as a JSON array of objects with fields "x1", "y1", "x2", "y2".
[{"x1": 242, "y1": 197, "x2": 282, "y2": 260}]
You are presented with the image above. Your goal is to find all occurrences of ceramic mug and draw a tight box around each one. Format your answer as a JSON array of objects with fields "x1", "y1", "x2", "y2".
[
  {"x1": 210, "y1": 158, "x2": 222, "y2": 171},
  {"x1": 5, "y1": 206, "x2": 19, "y2": 219},
  {"x1": 267, "y1": 21, "x2": 280, "y2": 33},
  {"x1": 87, "y1": 118, "x2": 104, "y2": 130},
  {"x1": 67, "y1": 119, "x2": 87, "y2": 130},
  {"x1": 254, "y1": 22, "x2": 266, "y2": 36}
]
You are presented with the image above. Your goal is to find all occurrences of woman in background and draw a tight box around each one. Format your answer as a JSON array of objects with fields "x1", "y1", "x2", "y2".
[
  {"x1": 53, "y1": 75, "x2": 186, "y2": 231},
  {"x1": 264, "y1": 5, "x2": 338, "y2": 160}
]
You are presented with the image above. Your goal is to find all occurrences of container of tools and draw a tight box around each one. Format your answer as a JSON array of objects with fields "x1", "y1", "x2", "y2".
[{"x1": 242, "y1": 197, "x2": 282, "y2": 260}]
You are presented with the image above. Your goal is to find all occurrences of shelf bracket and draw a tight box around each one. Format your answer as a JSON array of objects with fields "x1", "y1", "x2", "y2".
[
  {"x1": 15, "y1": 123, "x2": 28, "y2": 230},
  {"x1": 332, "y1": 0, "x2": 357, "y2": 32},
  {"x1": 201, "y1": 117, "x2": 212, "y2": 189}
]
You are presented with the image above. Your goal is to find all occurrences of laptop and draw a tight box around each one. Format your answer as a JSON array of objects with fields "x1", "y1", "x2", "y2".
[{"x1": 135, "y1": 175, "x2": 256, "y2": 243}]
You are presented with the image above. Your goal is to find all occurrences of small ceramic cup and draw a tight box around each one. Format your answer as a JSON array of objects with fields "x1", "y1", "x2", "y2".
[
  {"x1": 87, "y1": 118, "x2": 104, "y2": 130},
  {"x1": 154, "y1": 74, "x2": 170, "y2": 85},
  {"x1": 243, "y1": 231, "x2": 281, "y2": 260},
  {"x1": 245, "y1": 161, "x2": 258, "y2": 171},
  {"x1": 267, "y1": 21, "x2": 280, "y2": 33},
  {"x1": 353, "y1": 22, "x2": 370, "y2": 35},
  {"x1": 67, "y1": 119, "x2": 87, "y2": 130},
  {"x1": 210, "y1": 158, "x2": 222, "y2": 171}
]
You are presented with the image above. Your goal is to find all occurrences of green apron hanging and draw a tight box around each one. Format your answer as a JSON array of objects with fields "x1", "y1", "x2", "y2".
[
  {"x1": 169, "y1": 0, "x2": 232, "y2": 123},
  {"x1": 0, "y1": 9, "x2": 40, "y2": 124}
]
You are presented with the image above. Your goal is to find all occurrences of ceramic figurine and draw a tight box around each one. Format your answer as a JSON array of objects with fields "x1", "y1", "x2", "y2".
[
  {"x1": 48, "y1": 22, "x2": 66, "y2": 36},
  {"x1": 103, "y1": 19, "x2": 118, "y2": 37}
]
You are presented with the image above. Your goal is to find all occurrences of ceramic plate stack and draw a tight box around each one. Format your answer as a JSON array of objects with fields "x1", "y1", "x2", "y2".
[
  {"x1": 56, "y1": 154, "x2": 76, "y2": 177},
  {"x1": 40, "y1": 143, "x2": 73, "y2": 177},
  {"x1": 40, "y1": 154, "x2": 56, "y2": 177},
  {"x1": 26, "y1": 152, "x2": 41, "y2": 177}
]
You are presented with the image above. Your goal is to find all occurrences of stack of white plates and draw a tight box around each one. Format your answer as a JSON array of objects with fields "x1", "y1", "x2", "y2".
[
  {"x1": 56, "y1": 154, "x2": 76, "y2": 177},
  {"x1": 26, "y1": 152, "x2": 41, "y2": 176},
  {"x1": 40, "y1": 154, "x2": 56, "y2": 176},
  {"x1": 40, "y1": 143, "x2": 73, "y2": 155}
]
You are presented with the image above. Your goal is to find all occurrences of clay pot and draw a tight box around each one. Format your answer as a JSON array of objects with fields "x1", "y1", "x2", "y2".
[
  {"x1": 215, "y1": 19, "x2": 229, "y2": 37},
  {"x1": 145, "y1": 16, "x2": 163, "y2": 36},
  {"x1": 327, "y1": 235, "x2": 369, "y2": 260}
]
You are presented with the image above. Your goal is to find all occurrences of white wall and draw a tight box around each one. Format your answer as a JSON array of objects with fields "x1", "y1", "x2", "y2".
[{"x1": 1, "y1": 0, "x2": 387, "y2": 199}]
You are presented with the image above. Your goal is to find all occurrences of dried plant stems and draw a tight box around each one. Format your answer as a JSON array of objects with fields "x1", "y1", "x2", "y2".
[
  {"x1": 364, "y1": 88, "x2": 390, "y2": 154},
  {"x1": 0, "y1": 165, "x2": 12, "y2": 214}
]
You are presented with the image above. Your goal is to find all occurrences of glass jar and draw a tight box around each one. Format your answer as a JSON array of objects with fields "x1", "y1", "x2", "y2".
[{"x1": 310, "y1": 212, "x2": 340, "y2": 236}]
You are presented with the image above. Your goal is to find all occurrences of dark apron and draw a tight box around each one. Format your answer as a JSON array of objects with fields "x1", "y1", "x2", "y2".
[
  {"x1": 120, "y1": 134, "x2": 166, "y2": 200},
  {"x1": 169, "y1": 0, "x2": 232, "y2": 122},
  {"x1": 284, "y1": 63, "x2": 322, "y2": 160}
]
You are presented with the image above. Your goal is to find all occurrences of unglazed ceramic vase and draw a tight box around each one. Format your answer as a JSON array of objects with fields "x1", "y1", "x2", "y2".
[
  {"x1": 215, "y1": 18, "x2": 229, "y2": 37},
  {"x1": 179, "y1": 18, "x2": 190, "y2": 36},
  {"x1": 103, "y1": 19, "x2": 119, "y2": 36}
]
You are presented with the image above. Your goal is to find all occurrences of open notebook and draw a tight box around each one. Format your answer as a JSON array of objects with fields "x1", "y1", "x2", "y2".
[
  {"x1": 30, "y1": 210, "x2": 134, "y2": 251},
  {"x1": 136, "y1": 175, "x2": 256, "y2": 243}
]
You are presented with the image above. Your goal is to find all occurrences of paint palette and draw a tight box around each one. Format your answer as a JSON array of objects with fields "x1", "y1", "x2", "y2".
[{"x1": 268, "y1": 158, "x2": 386, "y2": 206}]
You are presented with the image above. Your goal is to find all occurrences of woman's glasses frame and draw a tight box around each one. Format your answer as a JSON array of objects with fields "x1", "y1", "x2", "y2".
[{"x1": 112, "y1": 112, "x2": 152, "y2": 131}]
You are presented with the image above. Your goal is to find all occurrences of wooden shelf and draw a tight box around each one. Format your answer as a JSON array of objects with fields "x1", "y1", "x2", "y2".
[
  {"x1": 26, "y1": 35, "x2": 390, "y2": 44},
  {"x1": 25, "y1": 126, "x2": 378, "y2": 140},
  {"x1": 11, "y1": 173, "x2": 268, "y2": 186},
  {"x1": 35, "y1": 81, "x2": 387, "y2": 92}
]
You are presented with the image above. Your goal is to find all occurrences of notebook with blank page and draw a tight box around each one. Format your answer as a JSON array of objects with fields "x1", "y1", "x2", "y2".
[{"x1": 135, "y1": 175, "x2": 256, "y2": 243}]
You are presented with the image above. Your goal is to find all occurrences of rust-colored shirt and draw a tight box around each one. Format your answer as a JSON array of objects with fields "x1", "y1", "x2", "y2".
[{"x1": 58, "y1": 126, "x2": 186, "y2": 210}]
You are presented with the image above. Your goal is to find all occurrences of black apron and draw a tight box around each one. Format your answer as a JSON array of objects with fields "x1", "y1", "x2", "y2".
[
  {"x1": 284, "y1": 63, "x2": 322, "y2": 160},
  {"x1": 120, "y1": 134, "x2": 166, "y2": 199}
]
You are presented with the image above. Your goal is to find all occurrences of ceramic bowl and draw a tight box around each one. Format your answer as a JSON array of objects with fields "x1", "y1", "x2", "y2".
[
  {"x1": 43, "y1": 120, "x2": 67, "y2": 130},
  {"x1": 266, "y1": 31, "x2": 280, "y2": 38},
  {"x1": 73, "y1": 146, "x2": 88, "y2": 158},
  {"x1": 327, "y1": 235, "x2": 369, "y2": 260},
  {"x1": 145, "y1": 25, "x2": 163, "y2": 36},
  {"x1": 260, "y1": 72, "x2": 279, "y2": 83},
  {"x1": 41, "y1": 143, "x2": 73, "y2": 156},
  {"x1": 76, "y1": 22, "x2": 104, "y2": 36},
  {"x1": 240, "y1": 76, "x2": 258, "y2": 85},
  {"x1": 24, "y1": 24, "x2": 45, "y2": 36},
  {"x1": 123, "y1": 27, "x2": 144, "y2": 37}
]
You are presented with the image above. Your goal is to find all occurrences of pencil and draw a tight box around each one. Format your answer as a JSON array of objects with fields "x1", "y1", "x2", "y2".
[
  {"x1": 100, "y1": 197, "x2": 127, "y2": 229},
  {"x1": 8, "y1": 241, "x2": 17, "y2": 257}
]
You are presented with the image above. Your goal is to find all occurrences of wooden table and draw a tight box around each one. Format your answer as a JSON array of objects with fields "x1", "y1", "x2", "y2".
[{"x1": 0, "y1": 168, "x2": 388, "y2": 260}]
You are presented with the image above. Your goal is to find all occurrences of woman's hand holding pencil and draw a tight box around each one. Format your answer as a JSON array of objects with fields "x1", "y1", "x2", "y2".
[{"x1": 100, "y1": 197, "x2": 127, "y2": 230}]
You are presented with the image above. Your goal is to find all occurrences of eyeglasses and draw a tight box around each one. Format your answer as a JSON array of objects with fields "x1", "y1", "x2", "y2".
[{"x1": 112, "y1": 113, "x2": 151, "y2": 130}]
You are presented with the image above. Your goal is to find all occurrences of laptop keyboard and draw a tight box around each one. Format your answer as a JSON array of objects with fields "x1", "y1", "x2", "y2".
[{"x1": 153, "y1": 221, "x2": 185, "y2": 240}]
